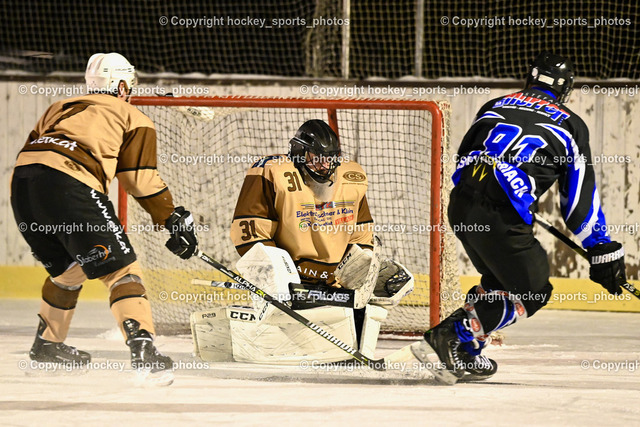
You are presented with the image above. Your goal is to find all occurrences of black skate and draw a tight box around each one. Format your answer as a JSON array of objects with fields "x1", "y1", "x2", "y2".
[
  {"x1": 459, "y1": 351, "x2": 498, "y2": 382},
  {"x1": 29, "y1": 315, "x2": 90, "y2": 366},
  {"x1": 411, "y1": 315, "x2": 466, "y2": 385},
  {"x1": 123, "y1": 319, "x2": 174, "y2": 386}
]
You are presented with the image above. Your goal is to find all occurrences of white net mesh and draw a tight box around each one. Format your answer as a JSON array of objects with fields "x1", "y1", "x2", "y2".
[{"x1": 124, "y1": 97, "x2": 457, "y2": 334}]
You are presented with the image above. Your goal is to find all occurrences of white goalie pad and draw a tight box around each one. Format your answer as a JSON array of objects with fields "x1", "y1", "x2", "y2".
[
  {"x1": 235, "y1": 243, "x2": 300, "y2": 324},
  {"x1": 369, "y1": 259, "x2": 414, "y2": 307},
  {"x1": 191, "y1": 305, "x2": 356, "y2": 364},
  {"x1": 190, "y1": 304, "x2": 388, "y2": 363}
]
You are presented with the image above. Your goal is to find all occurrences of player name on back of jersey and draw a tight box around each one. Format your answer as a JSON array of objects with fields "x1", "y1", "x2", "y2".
[{"x1": 494, "y1": 92, "x2": 570, "y2": 124}]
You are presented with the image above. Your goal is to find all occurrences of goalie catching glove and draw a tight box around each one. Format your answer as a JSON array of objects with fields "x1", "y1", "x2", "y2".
[
  {"x1": 370, "y1": 258, "x2": 415, "y2": 306},
  {"x1": 587, "y1": 241, "x2": 626, "y2": 295},
  {"x1": 165, "y1": 206, "x2": 198, "y2": 259}
]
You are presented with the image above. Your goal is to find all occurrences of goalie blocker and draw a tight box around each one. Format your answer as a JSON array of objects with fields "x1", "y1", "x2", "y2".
[{"x1": 190, "y1": 242, "x2": 413, "y2": 364}]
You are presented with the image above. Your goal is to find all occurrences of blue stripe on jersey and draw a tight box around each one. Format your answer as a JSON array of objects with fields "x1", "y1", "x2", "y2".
[
  {"x1": 573, "y1": 187, "x2": 611, "y2": 247},
  {"x1": 538, "y1": 124, "x2": 585, "y2": 219}
]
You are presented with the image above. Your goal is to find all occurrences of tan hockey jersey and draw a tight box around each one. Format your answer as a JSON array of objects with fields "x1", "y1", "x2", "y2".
[
  {"x1": 231, "y1": 155, "x2": 374, "y2": 283},
  {"x1": 15, "y1": 93, "x2": 173, "y2": 225}
]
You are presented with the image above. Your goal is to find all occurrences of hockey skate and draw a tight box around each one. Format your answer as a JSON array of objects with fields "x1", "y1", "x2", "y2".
[
  {"x1": 411, "y1": 315, "x2": 466, "y2": 385},
  {"x1": 123, "y1": 319, "x2": 174, "y2": 386},
  {"x1": 29, "y1": 315, "x2": 91, "y2": 366},
  {"x1": 458, "y1": 351, "x2": 498, "y2": 382}
]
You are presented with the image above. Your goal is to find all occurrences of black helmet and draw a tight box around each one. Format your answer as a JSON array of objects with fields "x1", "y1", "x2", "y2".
[
  {"x1": 525, "y1": 51, "x2": 575, "y2": 103},
  {"x1": 288, "y1": 119, "x2": 341, "y2": 183}
]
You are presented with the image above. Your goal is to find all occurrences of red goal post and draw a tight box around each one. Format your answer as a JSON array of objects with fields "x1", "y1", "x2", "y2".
[{"x1": 119, "y1": 95, "x2": 456, "y2": 334}]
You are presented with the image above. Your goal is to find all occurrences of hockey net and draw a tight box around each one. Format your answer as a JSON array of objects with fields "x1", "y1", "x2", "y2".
[{"x1": 121, "y1": 96, "x2": 459, "y2": 335}]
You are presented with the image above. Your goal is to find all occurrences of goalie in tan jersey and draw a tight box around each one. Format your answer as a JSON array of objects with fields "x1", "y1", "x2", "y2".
[
  {"x1": 193, "y1": 120, "x2": 415, "y2": 364},
  {"x1": 224, "y1": 120, "x2": 414, "y2": 361},
  {"x1": 11, "y1": 53, "x2": 197, "y2": 384}
]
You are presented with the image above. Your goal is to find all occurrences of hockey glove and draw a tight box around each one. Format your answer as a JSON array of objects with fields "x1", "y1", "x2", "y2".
[
  {"x1": 587, "y1": 241, "x2": 626, "y2": 295},
  {"x1": 165, "y1": 206, "x2": 198, "y2": 259}
]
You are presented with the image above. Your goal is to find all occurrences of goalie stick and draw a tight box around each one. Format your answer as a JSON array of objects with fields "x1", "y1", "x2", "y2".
[{"x1": 534, "y1": 215, "x2": 640, "y2": 299}]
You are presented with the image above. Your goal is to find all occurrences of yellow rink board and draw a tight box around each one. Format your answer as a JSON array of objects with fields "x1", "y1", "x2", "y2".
[{"x1": 1, "y1": 266, "x2": 639, "y2": 313}]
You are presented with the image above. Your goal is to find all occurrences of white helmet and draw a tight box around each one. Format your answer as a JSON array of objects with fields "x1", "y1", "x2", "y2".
[{"x1": 85, "y1": 53, "x2": 137, "y2": 95}]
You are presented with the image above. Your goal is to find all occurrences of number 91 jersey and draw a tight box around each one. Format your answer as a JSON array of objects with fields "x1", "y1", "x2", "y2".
[
  {"x1": 230, "y1": 155, "x2": 374, "y2": 283},
  {"x1": 454, "y1": 88, "x2": 610, "y2": 248}
]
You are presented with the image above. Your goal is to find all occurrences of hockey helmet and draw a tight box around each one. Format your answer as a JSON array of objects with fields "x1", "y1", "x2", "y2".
[
  {"x1": 85, "y1": 53, "x2": 137, "y2": 96},
  {"x1": 525, "y1": 51, "x2": 575, "y2": 103},
  {"x1": 289, "y1": 119, "x2": 341, "y2": 183}
]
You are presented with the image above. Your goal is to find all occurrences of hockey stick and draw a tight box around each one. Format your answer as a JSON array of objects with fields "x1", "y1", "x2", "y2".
[
  {"x1": 191, "y1": 279, "x2": 243, "y2": 290},
  {"x1": 194, "y1": 249, "x2": 390, "y2": 370},
  {"x1": 534, "y1": 215, "x2": 640, "y2": 299}
]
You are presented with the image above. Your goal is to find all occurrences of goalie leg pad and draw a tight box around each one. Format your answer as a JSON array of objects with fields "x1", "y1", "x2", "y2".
[
  {"x1": 190, "y1": 307, "x2": 234, "y2": 362},
  {"x1": 191, "y1": 305, "x2": 359, "y2": 364},
  {"x1": 358, "y1": 304, "x2": 388, "y2": 359}
]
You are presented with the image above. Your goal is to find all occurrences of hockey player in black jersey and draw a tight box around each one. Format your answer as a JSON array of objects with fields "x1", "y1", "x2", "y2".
[{"x1": 412, "y1": 52, "x2": 628, "y2": 384}]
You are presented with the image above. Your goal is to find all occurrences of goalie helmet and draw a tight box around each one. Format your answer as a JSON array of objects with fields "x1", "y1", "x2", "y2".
[
  {"x1": 288, "y1": 120, "x2": 341, "y2": 183},
  {"x1": 85, "y1": 53, "x2": 137, "y2": 96},
  {"x1": 525, "y1": 51, "x2": 575, "y2": 104}
]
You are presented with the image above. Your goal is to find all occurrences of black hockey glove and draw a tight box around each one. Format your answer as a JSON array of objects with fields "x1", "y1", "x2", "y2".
[
  {"x1": 165, "y1": 206, "x2": 198, "y2": 259},
  {"x1": 587, "y1": 241, "x2": 626, "y2": 295}
]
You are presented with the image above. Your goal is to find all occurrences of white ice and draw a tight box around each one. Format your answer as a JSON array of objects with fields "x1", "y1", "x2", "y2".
[{"x1": 1, "y1": 299, "x2": 638, "y2": 426}]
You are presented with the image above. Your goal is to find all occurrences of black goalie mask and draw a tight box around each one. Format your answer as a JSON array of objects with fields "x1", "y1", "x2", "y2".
[{"x1": 288, "y1": 119, "x2": 341, "y2": 184}]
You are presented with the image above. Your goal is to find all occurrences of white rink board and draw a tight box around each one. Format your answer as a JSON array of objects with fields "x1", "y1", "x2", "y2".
[{"x1": 1, "y1": 299, "x2": 639, "y2": 426}]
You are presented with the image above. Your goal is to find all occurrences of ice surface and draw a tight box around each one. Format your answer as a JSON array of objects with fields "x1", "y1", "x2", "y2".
[{"x1": 1, "y1": 299, "x2": 638, "y2": 426}]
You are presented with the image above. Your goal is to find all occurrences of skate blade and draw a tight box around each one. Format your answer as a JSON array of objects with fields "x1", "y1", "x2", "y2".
[
  {"x1": 409, "y1": 342, "x2": 459, "y2": 386},
  {"x1": 458, "y1": 373, "x2": 494, "y2": 382},
  {"x1": 133, "y1": 368, "x2": 174, "y2": 387}
]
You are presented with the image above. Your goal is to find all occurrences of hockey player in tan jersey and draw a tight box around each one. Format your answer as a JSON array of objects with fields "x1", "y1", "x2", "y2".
[{"x1": 11, "y1": 53, "x2": 198, "y2": 384}]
